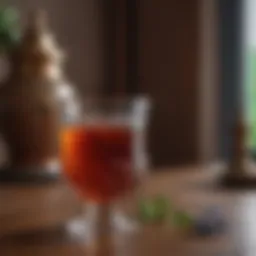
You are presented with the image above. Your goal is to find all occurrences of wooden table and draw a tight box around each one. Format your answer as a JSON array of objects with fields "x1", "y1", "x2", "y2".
[{"x1": 0, "y1": 167, "x2": 255, "y2": 255}]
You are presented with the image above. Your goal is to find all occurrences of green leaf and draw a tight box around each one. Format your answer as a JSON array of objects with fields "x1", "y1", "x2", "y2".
[
  {"x1": 138, "y1": 199, "x2": 155, "y2": 223},
  {"x1": 153, "y1": 196, "x2": 171, "y2": 221},
  {"x1": 0, "y1": 7, "x2": 20, "y2": 53},
  {"x1": 172, "y1": 211, "x2": 194, "y2": 229},
  {"x1": 138, "y1": 196, "x2": 171, "y2": 224},
  {"x1": 2, "y1": 7, "x2": 19, "y2": 24}
]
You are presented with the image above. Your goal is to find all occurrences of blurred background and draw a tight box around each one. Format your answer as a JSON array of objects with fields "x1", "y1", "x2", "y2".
[
  {"x1": 0, "y1": 0, "x2": 223, "y2": 168},
  {"x1": 2, "y1": 0, "x2": 253, "y2": 169}
]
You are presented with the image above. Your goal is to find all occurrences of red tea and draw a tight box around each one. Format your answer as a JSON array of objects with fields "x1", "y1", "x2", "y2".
[{"x1": 60, "y1": 124, "x2": 134, "y2": 203}]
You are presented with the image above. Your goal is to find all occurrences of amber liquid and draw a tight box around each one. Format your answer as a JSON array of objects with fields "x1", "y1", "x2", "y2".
[{"x1": 60, "y1": 124, "x2": 134, "y2": 203}]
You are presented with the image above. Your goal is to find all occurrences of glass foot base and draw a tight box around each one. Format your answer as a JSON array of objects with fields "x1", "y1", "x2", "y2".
[
  {"x1": 64, "y1": 212, "x2": 140, "y2": 256},
  {"x1": 65, "y1": 211, "x2": 139, "y2": 241}
]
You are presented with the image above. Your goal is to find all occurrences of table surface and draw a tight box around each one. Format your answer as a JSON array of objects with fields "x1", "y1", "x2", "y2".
[{"x1": 0, "y1": 167, "x2": 255, "y2": 256}]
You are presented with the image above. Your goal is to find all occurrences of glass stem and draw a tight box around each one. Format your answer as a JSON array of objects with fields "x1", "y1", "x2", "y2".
[{"x1": 87, "y1": 202, "x2": 113, "y2": 254}]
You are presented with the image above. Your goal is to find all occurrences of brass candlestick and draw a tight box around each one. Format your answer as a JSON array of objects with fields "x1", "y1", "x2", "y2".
[{"x1": 222, "y1": 112, "x2": 256, "y2": 188}]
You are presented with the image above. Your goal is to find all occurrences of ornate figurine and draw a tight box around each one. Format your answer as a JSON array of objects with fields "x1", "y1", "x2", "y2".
[{"x1": 0, "y1": 11, "x2": 80, "y2": 182}]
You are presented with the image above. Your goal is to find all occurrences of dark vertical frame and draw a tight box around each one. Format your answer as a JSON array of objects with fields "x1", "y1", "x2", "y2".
[
  {"x1": 101, "y1": 0, "x2": 139, "y2": 96},
  {"x1": 126, "y1": 0, "x2": 139, "y2": 94},
  {"x1": 101, "y1": 0, "x2": 117, "y2": 95},
  {"x1": 218, "y1": 0, "x2": 243, "y2": 159}
]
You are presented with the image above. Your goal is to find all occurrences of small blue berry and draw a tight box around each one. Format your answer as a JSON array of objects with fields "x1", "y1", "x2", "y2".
[
  {"x1": 195, "y1": 220, "x2": 215, "y2": 236},
  {"x1": 194, "y1": 207, "x2": 227, "y2": 236}
]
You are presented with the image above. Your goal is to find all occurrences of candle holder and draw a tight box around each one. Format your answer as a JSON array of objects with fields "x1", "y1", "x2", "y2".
[{"x1": 221, "y1": 113, "x2": 256, "y2": 188}]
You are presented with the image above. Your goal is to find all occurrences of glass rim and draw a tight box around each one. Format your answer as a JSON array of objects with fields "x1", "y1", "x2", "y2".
[
  {"x1": 80, "y1": 95, "x2": 152, "y2": 104},
  {"x1": 63, "y1": 95, "x2": 152, "y2": 126}
]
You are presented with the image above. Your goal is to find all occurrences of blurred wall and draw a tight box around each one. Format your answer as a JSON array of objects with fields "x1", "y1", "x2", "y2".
[
  {"x1": 2, "y1": 0, "x2": 105, "y2": 95},
  {"x1": 0, "y1": 0, "x2": 210, "y2": 167},
  {"x1": 139, "y1": 0, "x2": 200, "y2": 166}
]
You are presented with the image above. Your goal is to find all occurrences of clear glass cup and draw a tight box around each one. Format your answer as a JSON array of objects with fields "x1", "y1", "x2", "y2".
[{"x1": 59, "y1": 97, "x2": 151, "y2": 252}]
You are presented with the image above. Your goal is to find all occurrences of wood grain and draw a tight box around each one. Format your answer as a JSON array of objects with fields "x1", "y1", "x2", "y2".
[{"x1": 0, "y1": 167, "x2": 255, "y2": 255}]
